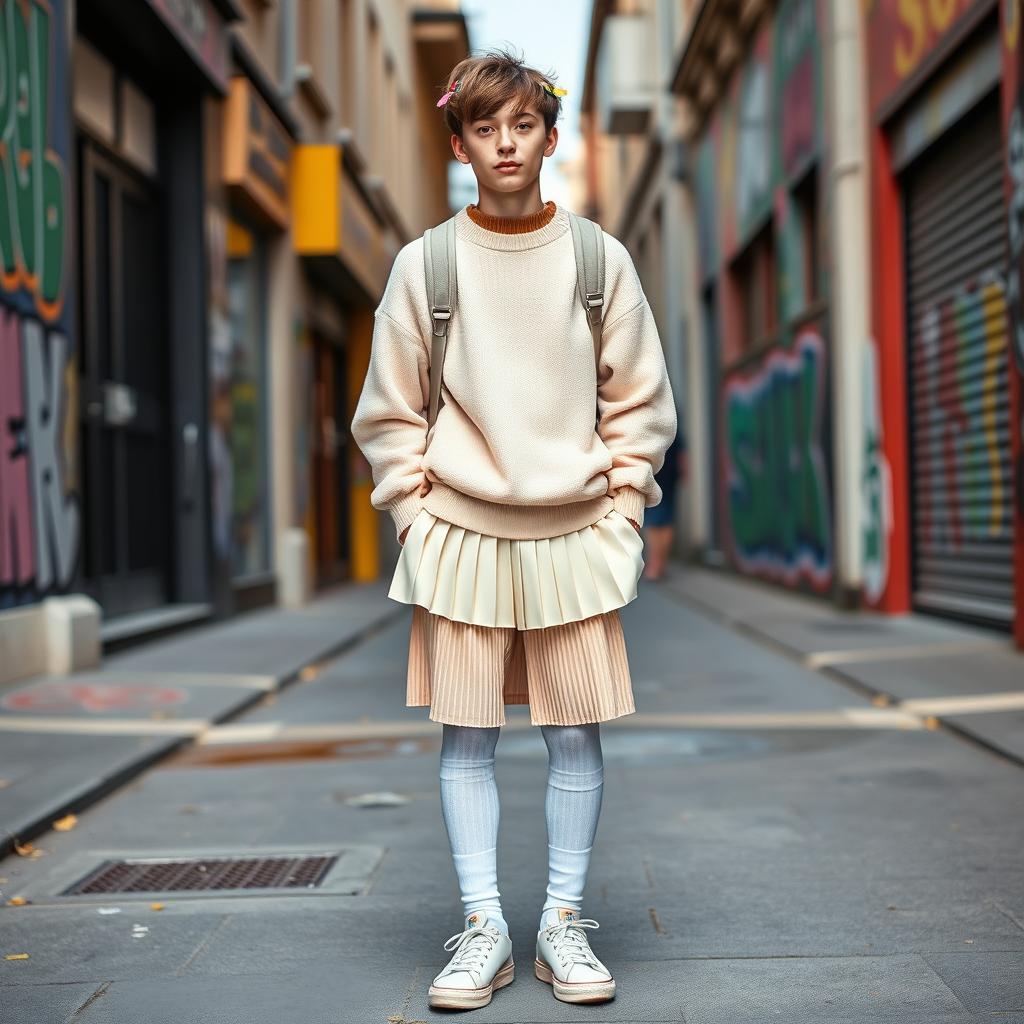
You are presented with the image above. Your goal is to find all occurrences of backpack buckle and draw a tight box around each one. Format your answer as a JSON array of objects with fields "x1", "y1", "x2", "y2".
[
  {"x1": 431, "y1": 305, "x2": 452, "y2": 321},
  {"x1": 586, "y1": 291, "x2": 604, "y2": 309}
]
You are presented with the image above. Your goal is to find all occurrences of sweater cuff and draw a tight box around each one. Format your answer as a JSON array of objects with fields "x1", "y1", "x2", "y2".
[
  {"x1": 612, "y1": 485, "x2": 646, "y2": 528},
  {"x1": 387, "y1": 490, "x2": 425, "y2": 539}
]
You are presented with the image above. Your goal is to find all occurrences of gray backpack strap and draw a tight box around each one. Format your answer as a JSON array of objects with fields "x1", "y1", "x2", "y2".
[
  {"x1": 423, "y1": 215, "x2": 458, "y2": 436},
  {"x1": 423, "y1": 210, "x2": 604, "y2": 435},
  {"x1": 567, "y1": 211, "x2": 606, "y2": 368}
]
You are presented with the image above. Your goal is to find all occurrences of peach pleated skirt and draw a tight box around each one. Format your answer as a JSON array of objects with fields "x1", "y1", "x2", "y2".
[
  {"x1": 391, "y1": 507, "x2": 644, "y2": 727},
  {"x1": 388, "y1": 507, "x2": 645, "y2": 629}
]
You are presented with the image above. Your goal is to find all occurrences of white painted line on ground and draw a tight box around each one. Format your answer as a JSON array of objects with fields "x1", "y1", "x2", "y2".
[
  {"x1": 96, "y1": 671, "x2": 278, "y2": 691},
  {"x1": 195, "y1": 707, "x2": 927, "y2": 744},
  {"x1": 0, "y1": 716, "x2": 209, "y2": 736},
  {"x1": 804, "y1": 640, "x2": 1002, "y2": 669},
  {"x1": 197, "y1": 723, "x2": 283, "y2": 744},
  {"x1": 898, "y1": 691, "x2": 1024, "y2": 715}
]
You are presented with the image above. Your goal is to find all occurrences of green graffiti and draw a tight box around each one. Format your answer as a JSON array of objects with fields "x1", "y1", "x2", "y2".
[
  {"x1": 0, "y1": 0, "x2": 66, "y2": 320},
  {"x1": 724, "y1": 331, "x2": 832, "y2": 584}
]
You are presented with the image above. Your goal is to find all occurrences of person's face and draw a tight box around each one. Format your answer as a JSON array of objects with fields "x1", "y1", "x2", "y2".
[{"x1": 452, "y1": 98, "x2": 557, "y2": 192}]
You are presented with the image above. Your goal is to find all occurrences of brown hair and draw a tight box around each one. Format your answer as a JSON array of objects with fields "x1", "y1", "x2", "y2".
[{"x1": 439, "y1": 46, "x2": 564, "y2": 138}]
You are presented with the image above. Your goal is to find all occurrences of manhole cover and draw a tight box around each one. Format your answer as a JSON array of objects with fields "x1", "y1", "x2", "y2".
[{"x1": 61, "y1": 855, "x2": 338, "y2": 895}]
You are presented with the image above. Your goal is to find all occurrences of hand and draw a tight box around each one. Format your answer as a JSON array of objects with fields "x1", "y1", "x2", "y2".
[{"x1": 400, "y1": 479, "x2": 433, "y2": 546}]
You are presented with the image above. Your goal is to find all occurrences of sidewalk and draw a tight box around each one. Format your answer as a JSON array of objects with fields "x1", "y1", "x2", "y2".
[
  {"x1": 1, "y1": 564, "x2": 1022, "y2": 1022},
  {"x1": 663, "y1": 566, "x2": 1024, "y2": 763},
  {"x1": 4, "y1": 565, "x2": 1022, "y2": 862},
  {"x1": 0, "y1": 582, "x2": 403, "y2": 858}
]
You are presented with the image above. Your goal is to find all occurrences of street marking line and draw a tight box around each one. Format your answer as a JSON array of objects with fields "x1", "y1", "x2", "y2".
[
  {"x1": 897, "y1": 691, "x2": 1024, "y2": 715},
  {"x1": 804, "y1": 640, "x2": 1001, "y2": 669},
  {"x1": 0, "y1": 716, "x2": 209, "y2": 736},
  {"x1": 197, "y1": 724, "x2": 283, "y2": 744},
  {"x1": 195, "y1": 707, "x2": 927, "y2": 744},
  {"x1": 94, "y1": 671, "x2": 278, "y2": 691}
]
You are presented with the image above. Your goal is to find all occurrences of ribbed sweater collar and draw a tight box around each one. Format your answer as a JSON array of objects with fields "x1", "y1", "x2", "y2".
[{"x1": 456, "y1": 200, "x2": 569, "y2": 251}]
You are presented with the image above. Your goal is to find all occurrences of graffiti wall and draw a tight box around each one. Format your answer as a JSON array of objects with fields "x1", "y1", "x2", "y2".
[
  {"x1": 721, "y1": 326, "x2": 833, "y2": 590},
  {"x1": 694, "y1": 0, "x2": 823, "y2": 267},
  {"x1": 692, "y1": 0, "x2": 832, "y2": 589},
  {"x1": 0, "y1": 0, "x2": 75, "y2": 610},
  {"x1": 1001, "y1": 0, "x2": 1024, "y2": 645},
  {"x1": 913, "y1": 271, "x2": 1013, "y2": 553}
]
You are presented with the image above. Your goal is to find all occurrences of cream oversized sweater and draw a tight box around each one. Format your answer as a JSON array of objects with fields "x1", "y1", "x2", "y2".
[{"x1": 350, "y1": 201, "x2": 677, "y2": 541}]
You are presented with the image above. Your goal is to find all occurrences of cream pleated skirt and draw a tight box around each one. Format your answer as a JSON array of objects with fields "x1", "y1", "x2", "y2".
[{"x1": 388, "y1": 507, "x2": 645, "y2": 630}]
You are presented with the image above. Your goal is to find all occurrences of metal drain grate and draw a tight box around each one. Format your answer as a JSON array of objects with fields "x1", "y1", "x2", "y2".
[{"x1": 62, "y1": 854, "x2": 339, "y2": 895}]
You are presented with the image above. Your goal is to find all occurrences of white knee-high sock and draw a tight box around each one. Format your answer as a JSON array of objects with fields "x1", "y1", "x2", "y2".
[
  {"x1": 438, "y1": 724, "x2": 508, "y2": 935},
  {"x1": 538, "y1": 722, "x2": 604, "y2": 931}
]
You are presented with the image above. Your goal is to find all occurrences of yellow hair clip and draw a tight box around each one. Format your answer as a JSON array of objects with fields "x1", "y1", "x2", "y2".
[{"x1": 541, "y1": 81, "x2": 568, "y2": 98}]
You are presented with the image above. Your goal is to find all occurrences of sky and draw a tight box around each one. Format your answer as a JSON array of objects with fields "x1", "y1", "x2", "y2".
[{"x1": 448, "y1": 0, "x2": 591, "y2": 211}]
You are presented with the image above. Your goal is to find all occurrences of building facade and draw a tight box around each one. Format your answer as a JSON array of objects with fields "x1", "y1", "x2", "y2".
[
  {"x1": 0, "y1": 0, "x2": 468, "y2": 683},
  {"x1": 586, "y1": 0, "x2": 1022, "y2": 645}
]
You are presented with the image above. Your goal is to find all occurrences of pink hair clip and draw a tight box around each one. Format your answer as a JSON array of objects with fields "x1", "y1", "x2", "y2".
[{"x1": 437, "y1": 79, "x2": 460, "y2": 107}]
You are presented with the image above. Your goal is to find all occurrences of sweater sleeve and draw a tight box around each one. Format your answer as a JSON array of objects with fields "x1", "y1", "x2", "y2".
[
  {"x1": 350, "y1": 307, "x2": 431, "y2": 540},
  {"x1": 596, "y1": 278, "x2": 678, "y2": 529}
]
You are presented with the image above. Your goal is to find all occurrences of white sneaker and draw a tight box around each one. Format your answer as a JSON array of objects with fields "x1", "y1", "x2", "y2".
[
  {"x1": 428, "y1": 909, "x2": 515, "y2": 1010},
  {"x1": 534, "y1": 908, "x2": 615, "y2": 1003}
]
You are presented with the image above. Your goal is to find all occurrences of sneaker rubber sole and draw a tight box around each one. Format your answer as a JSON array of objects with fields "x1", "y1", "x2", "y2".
[
  {"x1": 534, "y1": 956, "x2": 616, "y2": 1003},
  {"x1": 428, "y1": 958, "x2": 515, "y2": 1010}
]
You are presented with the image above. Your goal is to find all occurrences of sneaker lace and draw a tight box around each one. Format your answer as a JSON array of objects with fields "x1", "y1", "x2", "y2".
[
  {"x1": 543, "y1": 918, "x2": 602, "y2": 968},
  {"x1": 441, "y1": 923, "x2": 499, "y2": 975}
]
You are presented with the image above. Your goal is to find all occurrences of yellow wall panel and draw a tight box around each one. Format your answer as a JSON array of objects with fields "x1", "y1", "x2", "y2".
[{"x1": 291, "y1": 145, "x2": 340, "y2": 254}]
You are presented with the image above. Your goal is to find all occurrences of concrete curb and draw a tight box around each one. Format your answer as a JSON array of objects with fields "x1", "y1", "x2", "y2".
[{"x1": 661, "y1": 567, "x2": 1024, "y2": 768}]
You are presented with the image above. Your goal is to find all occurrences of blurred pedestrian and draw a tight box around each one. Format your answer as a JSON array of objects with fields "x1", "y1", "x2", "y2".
[
  {"x1": 352, "y1": 47, "x2": 676, "y2": 1012},
  {"x1": 641, "y1": 426, "x2": 686, "y2": 581}
]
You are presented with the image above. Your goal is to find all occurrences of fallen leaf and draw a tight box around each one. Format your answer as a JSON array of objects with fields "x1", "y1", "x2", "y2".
[
  {"x1": 12, "y1": 842, "x2": 34, "y2": 857},
  {"x1": 53, "y1": 814, "x2": 78, "y2": 832},
  {"x1": 4, "y1": 953, "x2": 29, "y2": 961},
  {"x1": 870, "y1": 694, "x2": 891, "y2": 707},
  {"x1": 923, "y1": 715, "x2": 941, "y2": 730},
  {"x1": 5, "y1": 897, "x2": 27, "y2": 907},
  {"x1": 150, "y1": 903, "x2": 165, "y2": 912}
]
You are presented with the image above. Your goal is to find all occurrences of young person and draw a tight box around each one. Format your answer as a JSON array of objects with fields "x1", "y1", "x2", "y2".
[{"x1": 351, "y1": 48, "x2": 677, "y2": 1012}]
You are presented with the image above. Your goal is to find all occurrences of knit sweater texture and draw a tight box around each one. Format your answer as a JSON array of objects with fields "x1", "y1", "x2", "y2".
[{"x1": 350, "y1": 201, "x2": 678, "y2": 541}]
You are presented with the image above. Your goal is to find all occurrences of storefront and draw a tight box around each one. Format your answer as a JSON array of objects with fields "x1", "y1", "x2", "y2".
[
  {"x1": 72, "y1": 0, "x2": 236, "y2": 630},
  {"x1": 865, "y1": 0, "x2": 1019, "y2": 633},
  {"x1": 292, "y1": 144, "x2": 397, "y2": 586},
  {"x1": 690, "y1": 0, "x2": 833, "y2": 595},
  {"x1": 214, "y1": 73, "x2": 293, "y2": 607}
]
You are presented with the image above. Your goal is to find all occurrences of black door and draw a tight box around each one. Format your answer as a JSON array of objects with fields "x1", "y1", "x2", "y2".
[{"x1": 78, "y1": 137, "x2": 171, "y2": 617}]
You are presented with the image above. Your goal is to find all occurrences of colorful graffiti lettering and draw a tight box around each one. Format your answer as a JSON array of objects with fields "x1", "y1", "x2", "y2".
[
  {"x1": 0, "y1": 307, "x2": 79, "y2": 597},
  {"x1": 913, "y1": 272, "x2": 1012, "y2": 550},
  {"x1": 722, "y1": 328, "x2": 833, "y2": 589},
  {"x1": 0, "y1": 0, "x2": 67, "y2": 321},
  {"x1": 0, "y1": 0, "x2": 73, "y2": 608},
  {"x1": 868, "y1": 0, "x2": 978, "y2": 113}
]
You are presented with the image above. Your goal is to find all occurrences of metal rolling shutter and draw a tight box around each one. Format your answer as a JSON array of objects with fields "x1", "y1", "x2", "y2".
[{"x1": 904, "y1": 93, "x2": 1014, "y2": 628}]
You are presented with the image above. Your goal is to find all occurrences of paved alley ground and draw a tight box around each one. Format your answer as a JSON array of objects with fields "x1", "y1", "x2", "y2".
[{"x1": 1, "y1": 567, "x2": 1023, "y2": 1023}]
